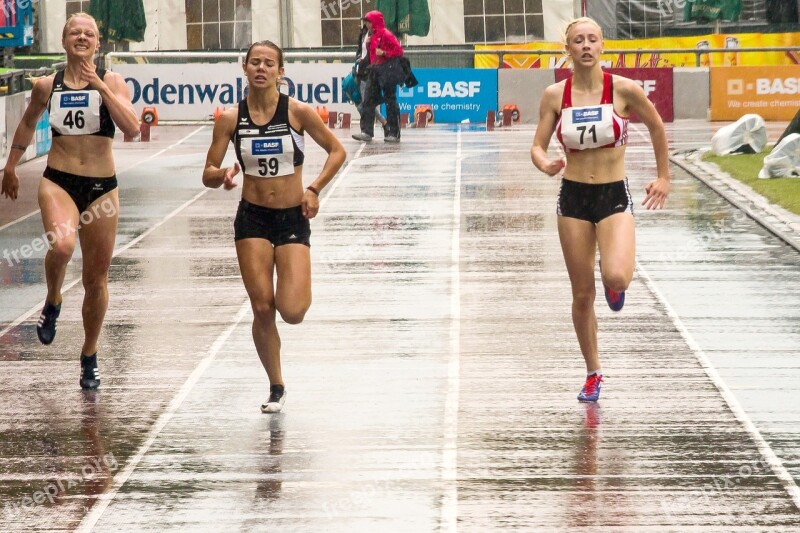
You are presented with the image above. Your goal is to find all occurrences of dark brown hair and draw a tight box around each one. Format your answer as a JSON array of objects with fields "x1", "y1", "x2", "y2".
[{"x1": 244, "y1": 40, "x2": 284, "y2": 67}]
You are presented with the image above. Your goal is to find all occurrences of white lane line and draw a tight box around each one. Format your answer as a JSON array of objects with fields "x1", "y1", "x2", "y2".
[
  {"x1": 0, "y1": 209, "x2": 40, "y2": 232},
  {"x1": 636, "y1": 259, "x2": 800, "y2": 510},
  {"x1": 75, "y1": 299, "x2": 252, "y2": 533},
  {"x1": 76, "y1": 142, "x2": 364, "y2": 528},
  {"x1": 314, "y1": 143, "x2": 365, "y2": 205},
  {"x1": 115, "y1": 125, "x2": 207, "y2": 175},
  {"x1": 440, "y1": 127, "x2": 462, "y2": 532},
  {"x1": 0, "y1": 126, "x2": 207, "y2": 234},
  {"x1": 0, "y1": 188, "x2": 209, "y2": 341}
]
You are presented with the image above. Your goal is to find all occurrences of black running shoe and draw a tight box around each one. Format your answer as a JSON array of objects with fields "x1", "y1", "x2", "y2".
[
  {"x1": 261, "y1": 384, "x2": 287, "y2": 413},
  {"x1": 80, "y1": 353, "x2": 100, "y2": 390},
  {"x1": 36, "y1": 300, "x2": 61, "y2": 345}
]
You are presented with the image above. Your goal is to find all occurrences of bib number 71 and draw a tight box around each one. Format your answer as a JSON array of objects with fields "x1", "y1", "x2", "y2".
[{"x1": 577, "y1": 124, "x2": 597, "y2": 145}]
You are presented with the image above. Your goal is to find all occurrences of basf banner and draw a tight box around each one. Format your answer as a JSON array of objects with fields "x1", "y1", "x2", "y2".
[
  {"x1": 112, "y1": 62, "x2": 358, "y2": 121},
  {"x1": 556, "y1": 68, "x2": 674, "y2": 123},
  {"x1": 397, "y1": 69, "x2": 497, "y2": 123},
  {"x1": 711, "y1": 66, "x2": 800, "y2": 121}
]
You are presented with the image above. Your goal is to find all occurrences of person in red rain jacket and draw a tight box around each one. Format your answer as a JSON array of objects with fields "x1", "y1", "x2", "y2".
[{"x1": 352, "y1": 10, "x2": 404, "y2": 143}]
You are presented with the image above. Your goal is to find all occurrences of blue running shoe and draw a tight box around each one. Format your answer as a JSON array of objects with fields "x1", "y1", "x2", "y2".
[
  {"x1": 578, "y1": 373, "x2": 603, "y2": 402},
  {"x1": 36, "y1": 300, "x2": 61, "y2": 345},
  {"x1": 604, "y1": 284, "x2": 625, "y2": 312}
]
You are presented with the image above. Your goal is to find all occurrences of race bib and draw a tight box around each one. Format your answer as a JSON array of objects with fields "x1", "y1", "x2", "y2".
[
  {"x1": 240, "y1": 135, "x2": 295, "y2": 178},
  {"x1": 49, "y1": 91, "x2": 102, "y2": 135},
  {"x1": 560, "y1": 103, "x2": 616, "y2": 151}
]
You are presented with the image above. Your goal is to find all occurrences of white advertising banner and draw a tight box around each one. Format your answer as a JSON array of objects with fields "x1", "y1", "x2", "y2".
[
  {"x1": 544, "y1": 0, "x2": 577, "y2": 41},
  {"x1": 112, "y1": 62, "x2": 357, "y2": 121}
]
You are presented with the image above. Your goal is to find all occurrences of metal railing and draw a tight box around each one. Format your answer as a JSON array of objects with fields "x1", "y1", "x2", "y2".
[
  {"x1": 107, "y1": 46, "x2": 800, "y2": 68},
  {"x1": 0, "y1": 66, "x2": 52, "y2": 95}
]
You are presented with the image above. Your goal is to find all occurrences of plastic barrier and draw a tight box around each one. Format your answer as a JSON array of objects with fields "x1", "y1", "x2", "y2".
[
  {"x1": 711, "y1": 113, "x2": 767, "y2": 155},
  {"x1": 124, "y1": 123, "x2": 151, "y2": 142},
  {"x1": 414, "y1": 104, "x2": 433, "y2": 128},
  {"x1": 141, "y1": 107, "x2": 158, "y2": 126},
  {"x1": 316, "y1": 105, "x2": 329, "y2": 124}
]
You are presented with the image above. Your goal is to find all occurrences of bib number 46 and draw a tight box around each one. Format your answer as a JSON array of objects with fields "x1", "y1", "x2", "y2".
[{"x1": 63, "y1": 110, "x2": 85, "y2": 129}]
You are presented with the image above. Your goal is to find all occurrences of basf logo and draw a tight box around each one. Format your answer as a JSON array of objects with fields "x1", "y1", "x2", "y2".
[
  {"x1": 397, "y1": 69, "x2": 498, "y2": 123},
  {"x1": 711, "y1": 66, "x2": 800, "y2": 120}
]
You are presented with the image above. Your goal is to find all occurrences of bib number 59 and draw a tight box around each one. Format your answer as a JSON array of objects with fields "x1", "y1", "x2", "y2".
[{"x1": 258, "y1": 158, "x2": 279, "y2": 176}]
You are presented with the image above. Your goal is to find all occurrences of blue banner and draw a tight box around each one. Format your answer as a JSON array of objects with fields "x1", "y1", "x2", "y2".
[
  {"x1": 35, "y1": 110, "x2": 51, "y2": 157},
  {"x1": 396, "y1": 68, "x2": 497, "y2": 123}
]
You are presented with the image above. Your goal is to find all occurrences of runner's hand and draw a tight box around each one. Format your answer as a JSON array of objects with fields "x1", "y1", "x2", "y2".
[
  {"x1": 81, "y1": 60, "x2": 103, "y2": 89},
  {"x1": 223, "y1": 163, "x2": 240, "y2": 190},
  {"x1": 643, "y1": 177, "x2": 669, "y2": 210},
  {"x1": 1, "y1": 169, "x2": 19, "y2": 200},
  {"x1": 543, "y1": 158, "x2": 565, "y2": 177},
  {"x1": 302, "y1": 188, "x2": 319, "y2": 219}
]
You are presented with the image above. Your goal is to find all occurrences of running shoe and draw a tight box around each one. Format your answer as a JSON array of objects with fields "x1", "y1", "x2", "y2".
[
  {"x1": 80, "y1": 353, "x2": 100, "y2": 390},
  {"x1": 36, "y1": 300, "x2": 61, "y2": 345},
  {"x1": 261, "y1": 385, "x2": 287, "y2": 413},
  {"x1": 604, "y1": 284, "x2": 625, "y2": 312},
  {"x1": 577, "y1": 373, "x2": 603, "y2": 403},
  {"x1": 599, "y1": 260, "x2": 625, "y2": 312}
]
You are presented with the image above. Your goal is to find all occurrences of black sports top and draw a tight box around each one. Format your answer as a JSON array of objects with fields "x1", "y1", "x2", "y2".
[
  {"x1": 48, "y1": 69, "x2": 116, "y2": 139},
  {"x1": 232, "y1": 93, "x2": 305, "y2": 178}
]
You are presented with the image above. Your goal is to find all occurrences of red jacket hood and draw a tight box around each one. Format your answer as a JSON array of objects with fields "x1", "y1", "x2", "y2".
[{"x1": 364, "y1": 10, "x2": 386, "y2": 31}]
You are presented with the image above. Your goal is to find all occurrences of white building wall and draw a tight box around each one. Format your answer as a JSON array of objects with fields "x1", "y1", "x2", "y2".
[
  {"x1": 544, "y1": 0, "x2": 577, "y2": 42},
  {"x1": 292, "y1": 0, "x2": 323, "y2": 47},
  {"x1": 406, "y1": 0, "x2": 465, "y2": 45},
  {"x1": 129, "y1": 0, "x2": 188, "y2": 51},
  {"x1": 38, "y1": 0, "x2": 578, "y2": 53},
  {"x1": 252, "y1": 0, "x2": 281, "y2": 44},
  {"x1": 39, "y1": 0, "x2": 66, "y2": 53}
]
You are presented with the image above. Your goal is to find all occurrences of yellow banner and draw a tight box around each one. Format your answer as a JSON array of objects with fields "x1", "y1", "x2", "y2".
[{"x1": 475, "y1": 32, "x2": 800, "y2": 69}]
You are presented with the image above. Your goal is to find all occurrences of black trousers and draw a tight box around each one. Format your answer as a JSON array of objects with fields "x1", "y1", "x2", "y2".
[{"x1": 360, "y1": 76, "x2": 400, "y2": 138}]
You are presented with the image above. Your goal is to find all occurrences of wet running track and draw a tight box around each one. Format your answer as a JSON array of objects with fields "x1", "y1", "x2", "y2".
[{"x1": 0, "y1": 121, "x2": 799, "y2": 531}]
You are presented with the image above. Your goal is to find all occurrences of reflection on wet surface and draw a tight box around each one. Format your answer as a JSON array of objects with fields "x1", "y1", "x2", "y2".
[{"x1": 0, "y1": 122, "x2": 798, "y2": 530}]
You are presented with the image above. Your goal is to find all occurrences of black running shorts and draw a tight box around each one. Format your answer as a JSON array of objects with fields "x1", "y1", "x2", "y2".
[
  {"x1": 234, "y1": 199, "x2": 311, "y2": 247},
  {"x1": 557, "y1": 177, "x2": 633, "y2": 224}
]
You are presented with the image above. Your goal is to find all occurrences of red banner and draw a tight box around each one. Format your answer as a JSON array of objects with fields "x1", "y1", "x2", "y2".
[{"x1": 555, "y1": 68, "x2": 674, "y2": 123}]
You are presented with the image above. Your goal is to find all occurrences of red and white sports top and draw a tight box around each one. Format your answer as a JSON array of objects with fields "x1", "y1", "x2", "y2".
[{"x1": 555, "y1": 72, "x2": 629, "y2": 152}]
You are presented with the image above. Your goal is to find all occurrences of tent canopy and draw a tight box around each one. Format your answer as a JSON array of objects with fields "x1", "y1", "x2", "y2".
[
  {"x1": 375, "y1": 0, "x2": 430, "y2": 37},
  {"x1": 89, "y1": 0, "x2": 147, "y2": 43}
]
